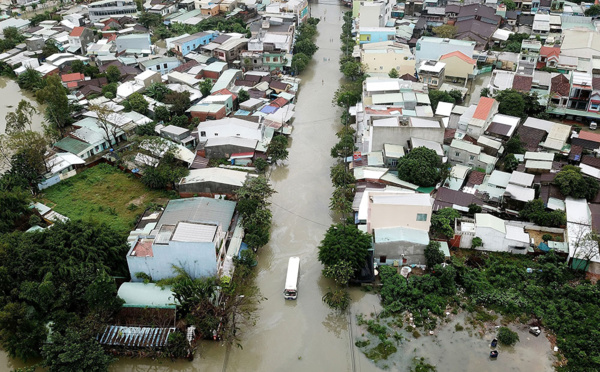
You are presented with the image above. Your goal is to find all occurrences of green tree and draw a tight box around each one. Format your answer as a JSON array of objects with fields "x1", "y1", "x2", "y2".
[
  {"x1": 41, "y1": 39, "x2": 59, "y2": 59},
  {"x1": 3, "y1": 27, "x2": 22, "y2": 42},
  {"x1": 70, "y1": 60, "x2": 85, "y2": 74},
  {"x1": 341, "y1": 61, "x2": 365, "y2": 80},
  {"x1": 497, "y1": 327, "x2": 519, "y2": 346},
  {"x1": 318, "y1": 224, "x2": 372, "y2": 272},
  {"x1": 35, "y1": 75, "x2": 72, "y2": 137},
  {"x1": 471, "y1": 237, "x2": 483, "y2": 248},
  {"x1": 0, "y1": 186, "x2": 30, "y2": 233},
  {"x1": 468, "y1": 203, "x2": 482, "y2": 215},
  {"x1": 329, "y1": 185, "x2": 354, "y2": 215},
  {"x1": 520, "y1": 199, "x2": 566, "y2": 227},
  {"x1": 294, "y1": 39, "x2": 318, "y2": 57},
  {"x1": 105, "y1": 65, "x2": 121, "y2": 84},
  {"x1": 238, "y1": 89, "x2": 250, "y2": 103},
  {"x1": 496, "y1": 89, "x2": 526, "y2": 117},
  {"x1": 480, "y1": 87, "x2": 490, "y2": 97},
  {"x1": 424, "y1": 241, "x2": 445, "y2": 268},
  {"x1": 267, "y1": 135, "x2": 289, "y2": 162},
  {"x1": 141, "y1": 152, "x2": 189, "y2": 190},
  {"x1": 432, "y1": 24, "x2": 457, "y2": 38},
  {"x1": 291, "y1": 52, "x2": 311, "y2": 74},
  {"x1": 428, "y1": 90, "x2": 456, "y2": 110},
  {"x1": 17, "y1": 68, "x2": 43, "y2": 92},
  {"x1": 330, "y1": 162, "x2": 355, "y2": 187},
  {"x1": 333, "y1": 82, "x2": 363, "y2": 107},
  {"x1": 101, "y1": 83, "x2": 118, "y2": 97},
  {"x1": 322, "y1": 289, "x2": 351, "y2": 311},
  {"x1": 42, "y1": 327, "x2": 114, "y2": 372},
  {"x1": 431, "y1": 208, "x2": 461, "y2": 238},
  {"x1": 388, "y1": 68, "x2": 399, "y2": 78},
  {"x1": 502, "y1": 0, "x2": 517, "y2": 10},
  {"x1": 505, "y1": 135, "x2": 525, "y2": 154},
  {"x1": 396, "y1": 147, "x2": 441, "y2": 187},
  {"x1": 585, "y1": 4, "x2": 600, "y2": 16},
  {"x1": 138, "y1": 12, "x2": 162, "y2": 28},
  {"x1": 144, "y1": 82, "x2": 172, "y2": 102},
  {"x1": 503, "y1": 153, "x2": 519, "y2": 172},
  {"x1": 134, "y1": 121, "x2": 156, "y2": 136},
  {"x1": 554, "y1": 165, "x2": 600, "y2": 200},
  {"x1": 199, "y1": 78, "x2": 213, "y2": 97},
  {"x1": 154, "y1": 105, "x2": 171, "y2": 123},
  {"x1": 322, "y1": 260, "x2": 354, "y2": 285},
  {"x1": 254, "y1": 157, "x2": 268, "y2": 173},
  {"x1": 4, "y1": 100, "x2": 37, "y2": 134},
  {"x1": 164, "y1": 91, "x2": 191, "y2": 116},
  {"x1": 126, "y1": 92, "x2": 149, "y2": 115}
]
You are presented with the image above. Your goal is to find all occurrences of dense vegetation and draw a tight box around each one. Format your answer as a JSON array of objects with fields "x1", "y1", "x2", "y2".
[
  {"x1": 291, "y1": 18, "x2": 320, "y2": 74},
  {"x1": 379, "y1": 251, "x2": 600, "y2": 370},
  {"x1": 396, "y1": 147, "x2": 442, "y2": 187},
  {"x1": 236, "y1": 176, "x2": 275, "y2": 250}
]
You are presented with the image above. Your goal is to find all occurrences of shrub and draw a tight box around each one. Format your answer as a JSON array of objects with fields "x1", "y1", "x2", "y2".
[
  {"x1": 497, "y1": 326, "x2": 519, "y2": 346},
  {"x1": 542, "y1": 234, "x2": 553, "y2": 242},
  {"x1": 471, "y1": 237, "x2": 483, "y2": 249}
]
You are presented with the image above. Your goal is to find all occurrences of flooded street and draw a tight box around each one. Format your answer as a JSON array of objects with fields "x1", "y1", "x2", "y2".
[{"x1": 0, "y1": 76, "x2": 45, "y2": 135}]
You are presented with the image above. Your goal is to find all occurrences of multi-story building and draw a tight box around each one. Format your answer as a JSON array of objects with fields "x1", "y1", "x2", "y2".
[
  {"x1": 171, "y1": 31, "x2": 218, "y2": 56},
  {"x1": 88, "y1": 0, "x2": 138, "y2": 22}
]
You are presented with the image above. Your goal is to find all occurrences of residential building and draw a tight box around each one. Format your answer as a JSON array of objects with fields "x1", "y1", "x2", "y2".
[
  {"x1": 140, "y1": 57, "x2": 181, "y2": 75},
  {"x1": 38, "y1": 152, "x2": 85, "y2": 190},
  {"x1": 439, "y1": 51, "x2": 476, "y2": 83},
  {"x1": 537, "y1": 46, "x2": 560, "y2": 69},
  {"x1": 246, "y1": 18, "x2": 294, "y2": 72},
  {"x1": 358, "y1": 1, "x2": 390, "y2": 28},
  {"x1": 372, "y1": 226, "x2": 430, "y2": 266},
  {"x1": 456, "y1": 214, "x2": 530, "y2": 253},
  {"x1": 178, "y1": 168, "x2": 251, "y2": 197},
  {"x1": 484, "y1": 113, "x2": 520, "y2": 141},
  {"x1": 171, "y1": 31, "x2": 218, "y2": 56},
  {"x1": 367, "y1": 117, "x2": 445, "y2": 153},
  {"x1": 357, "y1": 27, "x2": 396, "y2": 45},
  {"x1": 127, "y1": 197, "x2": 237, "y2": 281},
  {"x1": 565, "y1": 197, "x2": 600, "y2": 274},
  {"x1": 196, "y1": 117, "x2": 265, "y2": 143},
  {"x1": 532, "y1": 13, "x2": 550, "y2": 38},
  {"x1": 187, "y1": 103, "x2": 228, "y2": 121},
  {"x1": 414, "y1": 37, "x2": 476, "y2": 64},
  {"x1": 67, "y1": 27, "x2": 94, "y2": 54},
  {"x1": 88, "y1": 0, "x2": 138, "y2": 22},
  {"x1": 417, "y1": 60, "x2": 445, "y2": 89},
  {"x1": 457, "y1": 97, "x2": 499, "y2": 139},
  {"x1": 365, "y1": 192, "x2": 433, "y2": 233},
  {"x1": 522, "y1": 117, "x2": 570, "y2": 153},
  {"x1": 53, "y1": 117, "x2": 126, "y2": 160},
  {"x1": 447, "y1": 139, "x2": 496, "y2": 173},
  {"x1": 549, "y1": 73, "x2": 570, "y2": 109}
]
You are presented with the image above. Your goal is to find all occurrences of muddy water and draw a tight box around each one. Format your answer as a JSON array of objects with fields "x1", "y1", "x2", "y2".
[{"x1": 0, "y1": 76, "x2": 45, "y2": 135}]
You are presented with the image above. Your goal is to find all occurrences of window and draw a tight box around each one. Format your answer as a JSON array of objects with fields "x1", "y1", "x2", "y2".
[
  {"x1": 155, "y1": 65, "x2": 160, "y2": 70},
  {"x1": 214, "y1": 133, "x2": 218, "y2": 136},
  {"x1": 266, "y1": 57, "x2": 270, "y2": 62},
  {"x1": 469, "y1": 155, "x2": 475, "y2": 161},
  {"x1": 163, "y1": 63, "x2": 168, "y2": 68},
  {"x1": 591, "y1": 103, "x2": 600, "y2": 111},
  {"x1": 455, "y1": 152, "x2": 460, "y2": 157},
  {"x1": 273, "y1": 57, "x2": 278, "y2": 62},
  {"x1": 200, "y1": 131, "x2": 206, "y2": 137},
  {"x1": 416, "y1": 213, "x2": 427, "y2": 221}
]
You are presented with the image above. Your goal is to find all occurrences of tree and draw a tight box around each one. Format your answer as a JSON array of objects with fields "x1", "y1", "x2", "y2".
[
  {"x1": 503, "y1": 153, "x2": 519, "y2": 172},
  {"x1": 88, "y1": 104, "x2": 119, "y2": 147},
  {"x1": 480, "y1": 87, "x2": 490, "y2": 97},
  {"x1": 138, "y1": 12, "x2": 162, "y2": 28},
  {"x1": 134, "y1": 121, "x2": 156, "y2": 136},
  {"x1": 291, "y1": 53, "x2": 311, "y2": 74},
  {"x1": 126, "y1": 92, "x2": 149, "y2": 115},
  {"x1": 199, "y1": 79, "x2": 213, "y2": 97},
  {"x1": 164, "y1": 91, "x2": 191, "y2": 116},
  {"x1": 554, "y1": 165, "x2": 600, "y2": 201},
  {"x1": 330, "y1": 162, "x2": 355, "y2": 187},
  {"x1": 431, "y1": 208, "x2": 461, "y2": 239},
  {"x1": 388, "y1": 68, "x2": 399, "y2": 78},
  {"x1": 267, "y1": 135, "x2": 289, "y2": 162},
  {"x1": 471, "y1": 237, "x2": 483, "y2": 248},
  {"x1": 5, "y1": 100, "x2": 37, "y2": 135},
  {"x1": 0, "y1": 186, "x2": 30, "y2": 233},
  {"x1": 17, "y1": 68, "x2": 43, "y2": 92},
  {"x1": 101, "y1": 83, "x2": 118, "y2": 97},
  {"x1": 322, "y1": 261, "x2": 354, "y2": 285},
  {"x1": 424, "y1": 241, "x2": 445, "y2": 268},
  {"x1": 141, "y1": 152, "x2": 189, "y2": 190},
  {"x1": 502, "y1": 0, "x2": 517, "y2": 10},
  {"x1": 42, "y1": 327, "x2": 114, "y2": 372},
  {"x1": 585, "y1": 4, "x2": 600, "y2": 16},
  {"x1": 396, "y1": 147, "x2": 441, "y2": 187},
  {"x1": 322, "y1": 289, "x2": 351, "y2": 311},
  {"x1": 3, "y1": 27, "x2": 22, "y2": 42},
  {"x1": 318, "y1": 224, "x2": 372, "y2": 272},
  {"x1": 497, "y1": 327, "x2": 519, "y2": 346},
  {"x1": 333, "y1": 82, "x2": 363, "y2": 107},
  {"x1": 153, "y1": 105, "x2": 171, "y2": 123},
  {"x1": 41, "y1": 39, "x2": 59, "y2": 59},
  {"x1": 294, "y1": 39, "x2": 318, "y2": 57},
  {"x1": 35, "y1": 75, "x2": 72, "y2": 137},
  {"x1": 144, "y1": 82, "x2": 171, "y2": 102},
  {"x1": 341, "y1": 61, "x2": 365, "y2": 80},
  {"x1": 495, "y1": 89, "x2": 526, "y2": 117},
  {"x1": 254, "y1": 157, "x2": 268, "y2": 173},
  {"x1": 428, "y1": 90, "x2": 456, "y2": 110},
  {"x1": 329, "y1": 185, "x2": 354, "y2": 215},
  {"x1": 520, "y1": 199, "x2": 566, "y2": 227},
  {"x1": 432, "y1": 24, "x2": 457, "y2": 38},
  {"x1": 105, "y1": 65, "x2": 121, "y2": 84},
  {"x1": 505, "y1": 135, "x2": 525, "y2": 154},
  {"x1": 70, "y1": 60, "x2": 85, "y2": 74},
  {"x1": 468, "y1": 203, "x2": 482, "y2": 215},
  {"x1": 238, "y1": 89, "x2": 250, "y2": 103}
]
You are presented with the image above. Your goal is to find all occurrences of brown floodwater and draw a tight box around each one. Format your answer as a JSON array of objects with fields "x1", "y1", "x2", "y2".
[
  {"x1": 0, "y1": 1, "x2": 557, "y2": 371},
  {"x1": 0, "y1": 76, "x2": 45, "y2": 135}
]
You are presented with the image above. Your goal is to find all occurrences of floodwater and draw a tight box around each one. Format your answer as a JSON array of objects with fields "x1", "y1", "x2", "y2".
[
  {"x1": 0, "y1": 76, "x2": 45, "y2": 135},
  {"x1": 0, "y1": 1, "x2": 556, "y2": 370}
]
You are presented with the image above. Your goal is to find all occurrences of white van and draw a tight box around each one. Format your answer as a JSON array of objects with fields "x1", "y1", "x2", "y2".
[{"x1": 283, "y1": 256, "x2": 300, "y2": 300}]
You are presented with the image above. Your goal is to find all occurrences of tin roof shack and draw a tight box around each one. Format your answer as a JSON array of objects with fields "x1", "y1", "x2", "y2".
[
  {"x1": 372, "y1": 226, "x2": 429, "y2": 266},
  {"x1": 455, "y1": 214, "x2": 530, "y2": 254},
  {"x1": 178, "y1": 168, "x2": 251, "y2": 197},
  {"x1": 126, "y1": 197, "x2": 236, "y2": 282}
]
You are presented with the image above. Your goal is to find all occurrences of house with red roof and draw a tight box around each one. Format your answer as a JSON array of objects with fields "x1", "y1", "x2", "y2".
[
  {"x1": 550, "y1": 73, "x2": 570, "y2": 109},
  {"x1": 61, "y1": 73, "x2": 85, "y2": 89},
  {"x1": 439, "y1": 51, "x2": 476, "y2": 83},
  {"x1": 67, "y1": 26, "x2": 94, "y2": 54},
  {"x1": 537, "y1": 46, "x2": 560, "y2": 70},
  {"x1": 457, "y1": 97, "x2": 499, "y2": 139}
]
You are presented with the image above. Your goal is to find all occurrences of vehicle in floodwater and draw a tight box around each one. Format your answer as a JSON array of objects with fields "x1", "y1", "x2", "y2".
[{"x1": 284, "y1": 256, "x2": 300, "y2": 300}]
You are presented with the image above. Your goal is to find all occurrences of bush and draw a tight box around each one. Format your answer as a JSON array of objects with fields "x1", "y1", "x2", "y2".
[
  {"x1": 471, "y1": 237, "x2": 483, "y2": 249},
  {"x1": 497, "y1": 326, "x2": 519, "y2": 346},
  {"x1": 425, "y1": 241, "x2": 445, "y2": 268},
  {"x1": 542, "y1": 234, "x2": 553, "y2": 242}
]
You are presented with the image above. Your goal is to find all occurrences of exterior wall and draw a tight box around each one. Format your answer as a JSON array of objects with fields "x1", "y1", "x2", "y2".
[
  {"x1": 361, "y1": 51, "x2": 415, "y2": 76},
  {"x1": 473, "y1": 227, "x2": 506, "y2": 252},
  {"x1": 214, "y1": 42, "x2": 248, "y2": 63},
  {"x1": 205, "y1": 143, "x2": 255, "y2": 158},
  {"x1": 359, "y1": 3, "x2": 386, "y2": 28},
  {"x1": 143, "y1": 60, "x2": 181, "y2": 75},
  {"x1": 176, "y1": 33, "x2": 217, "y2": 56},
  {"x1": 371, "y1": 126, "x2": 444, "y2": 152},
  {"x1": 367, "y1": 204, "x2": 432, "y2": 233},
  {"x1": 358, "y1": 30, "x2": 396, "y2": 45},
  {"x1": 448, "y1": 147, "x2": 479, "y2": 167},
  {"x1": 374, "y1": 241, "x2": 427, "y2": 266},
  {"x1": 442, "y1": 56, "x2": 474, "y2": 80},
  {"x1": 128, "y1": 241, "x2": 218, "y2": 281}
]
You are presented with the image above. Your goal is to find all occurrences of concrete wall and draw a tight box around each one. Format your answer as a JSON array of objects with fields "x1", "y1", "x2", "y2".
[
  {"x1": 179, "y1": 180, "x2": 242, "y2": 196},
  {"x1": 374, "y1": 241, "x2": 427, "y2": 266},
  {"x1": 371, "y1": 126, "x2": 444, "y2": 152},
  {"x1": 205, "y1": 143, "x2": 255, "y2": 158},
  {"x1": 361, "y1": 50, "x2": 416, "y2": 76},
  {"x1": 367, "y1": 203, "x2": 431, "y2": 232},
  {"x1": 128, "y1": 241, "x2": 218, "y2": 281},
  {"x1": 442, "y1": 55, "x2": 475, "y2": 80}
]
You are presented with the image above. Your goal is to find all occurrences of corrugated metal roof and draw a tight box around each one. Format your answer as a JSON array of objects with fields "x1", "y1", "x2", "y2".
[
  {"x1": 509, "y1": 171, "x2": 534, "y2": 187},
  {"x1": 98, "y1": 326, "x2": 175, "y2": 348},
  {"x1": 505, "y1": 183, "x2": 535, "y2": 202},
  {"x1": 54, "y1": 136, "x2": 91, "y2": 155},
  {"x1": 524, "y1": 151, "x2": 554, "y2": 161},
  {"x1": 525, "y1": 160, "x2": 552, "y2": 170},
  {"x1": 180, "y1": 168, "x2": 248, "y2": 187},
  {"x1": 158, "y1": 197, "x2": 236, "y2": 231},
  {"x1": 450, "y1": 139, "x2": 481, "y2": 154},
  {"x1": 172, "y1": 222, "x2": 217, "y2": 242}
]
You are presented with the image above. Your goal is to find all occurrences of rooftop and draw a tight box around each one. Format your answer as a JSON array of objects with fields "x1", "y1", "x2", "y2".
[{"x1": 117, "y1": 282, "x2": 178, "y2": 309}]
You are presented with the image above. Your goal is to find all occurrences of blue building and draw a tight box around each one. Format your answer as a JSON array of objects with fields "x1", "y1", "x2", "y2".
[
  {"x1": 171, "y1": 31, "x2": 219, "y2": 56},
  {"x1": 127, "y1": 197, "x2": 237, "y2": 281},
  {"x1": 358, "y1": 27, "x2": 397, "y2": 45}
]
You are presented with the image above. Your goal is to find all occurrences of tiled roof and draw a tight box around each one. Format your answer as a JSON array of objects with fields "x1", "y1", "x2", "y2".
[
  {"x1": 61, "y1": 73, "x2": 85, "y2": 83},
  {"x1": 578, "y1": 130, "x2": 600, "y2": 143},
  {"x1": 473, "y1": 97, "x2": 496, "y2": 120},
  {"x1": 568, "y1": 144, "x2": 583, "y2": 161},
  {"x1": 517, "y1": 125, "x2": 546, "y2": 152},
  {"x1": 539, "y1": 46, "x2": 560, "y2": 58},
  {"x1": 551, "y1": 74, "x2": 570, "y2": 97},
  {"x1": 582, "y1": 155, "x2": 600, "y2": 169},
  {"x1": 444, "y1": 128, "x2": 456, "y2": 140},
  {"x1": 69, "y1": 26, "x2": 85, "y2": 37},
  {"x1": 400, "y1": 73, "x2": 418, "y2": 82},
  {"x1": 487, "y1": 122, "x2": 512, "y2": 136},
  {"x1": 593, "y1": 77, "x2": 600, "y2": 90},
  {"x1": 269, "y1": 80, "x2": 290, "y2": 91},
  {"x1": 512, "y1": 74, "x2": 533, "y2": 91},
  {"x1": 434, "y1": 187, "x2": 482, "y2": 210},
  {"x1": 440, "y1": 50, "x2": 476, "y2": 65},
  {"x1": 467, "y1": 170, "x2": 485, "y2": 186},
  {"x1": 172, "y1": 59, "x2": 199, "y2": 73}
]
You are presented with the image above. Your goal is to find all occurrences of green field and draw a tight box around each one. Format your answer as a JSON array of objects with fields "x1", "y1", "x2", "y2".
[{"x1": 39, "y1": 163, "x2": 173, "y2": 234}]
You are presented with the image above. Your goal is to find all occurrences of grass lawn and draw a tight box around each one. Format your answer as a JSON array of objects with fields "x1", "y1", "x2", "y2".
[{"x1": 38, "y1": 163, "x2": 174, "y2": 235}]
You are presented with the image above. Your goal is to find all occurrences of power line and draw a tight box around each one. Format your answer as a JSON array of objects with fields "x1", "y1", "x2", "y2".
[{"x1": 270, "y1": 200, "x2": 331, "y2": 227}]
